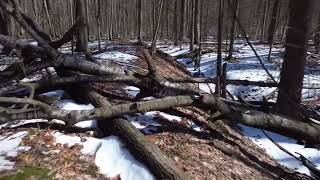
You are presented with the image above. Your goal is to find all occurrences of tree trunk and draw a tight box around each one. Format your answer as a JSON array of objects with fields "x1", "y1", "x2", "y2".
[
  {"x1": 267, "y1": 0, "x2": 280, "y2": 44},
  {"x1": 97, "y1": 0, "x2": 102, "y2": 50},
  {"x1": 137, "y1": 0, "x2": 143, "y2": 44},
  {"x1": 315, "y1": 12, "x2": 320, "y2": 54},
  {"x1": 189, "y1": 0, "x2": 195, "y2": 51},
  {"x1": 76, "y1": 88, "x2": 191, "y2": 180},
  {"x1": 179, "y1": 0, "x2": 186, "y2": 42},
  {"x1": 151, "y1": 0, "x2": 164, "y2": 56},
  {"x1": 276, "y1": 0, "x2": 315, "y2": 120},
  {"x1": 74, "y1": 0, "x2": 88, "y2": 52},
  {"x1": 194, "y1": 0, "x2": 200, "y2": 45},
  {"x1": 261, "y1": 0, "x2": 269, "y2": 41},
  {"x1": 215, "y1": 0, "x2": 223, "y2": 96},
  {"x1": 43, "y1": 0, "x2": 54, "y2": 38},
  {"x1": 227, "y1": 0, "x2": 239, "y2": 61},
  {"x1": 0, "y1": 0, "x2": 12, "y2": 54},
  {"x1": 173, "y1": 0, "x2": 179, "y2": 46}
]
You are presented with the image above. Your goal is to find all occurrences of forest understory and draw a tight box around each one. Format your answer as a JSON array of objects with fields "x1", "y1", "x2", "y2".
[
  {"x1": 1, "y1": 0, "x2": 320, "y2": 179},
  {"x1": 0, "y1": 40, "x2": 319, "y2": 180}
]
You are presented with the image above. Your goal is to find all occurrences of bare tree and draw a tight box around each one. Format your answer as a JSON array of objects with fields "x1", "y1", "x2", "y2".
[
  {"x1": 137, "y1": 0, "x2": 143, "y2": 44},
  {"x1": 267, "y1": 0, "x2": 280, "y2": 44},
  {"x1": 74, "y1": 0, "x2": 88, "y2": 52},
  {"x1": 215, "y1": 0, "x2": 223, "y2": 96},
  {"x1": 194, "y1": 0, "x2": 201, "y2": 45},
  {"x1": 179, "y1": 0, "x2": 186, "y2": 42},
  {"x1": 227, "y1": 0, "x2": 239, "y2": 61},
  {"x1": 277, "y1": 0, "x2": 315, "y2": 119},
  {"x1": 151, "y1": 0, "x2": 164, "y2": 56},
  {"x1": 315, "y1": 12, "x2": 320, "y2": 54},
  {"x1": 0, "y1": 0, "x2": 12, "y2": 54}
]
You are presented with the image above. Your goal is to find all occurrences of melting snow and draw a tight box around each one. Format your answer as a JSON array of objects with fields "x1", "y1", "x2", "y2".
[
  {"x1": 0, "y1": 131, "x2": 30, "y2": 171},
  {"x1": 55, "y1": 99, "x2": 97, "y2": 129},
  {"x1": 161, "y1": 43, "x2": 320, "y2": 176},
  {"x1": 53, "y1": 132, "x2": 155, "y2": 180},
  {"x1": 240, "y1": 125, "x2": 320, "y2": 175},
  {"x1": 94, "y1": 51, "x2": 138, "y2": 63},
  {"x1": 124, "y1": 86, "x2": 140, "y2": 97}
]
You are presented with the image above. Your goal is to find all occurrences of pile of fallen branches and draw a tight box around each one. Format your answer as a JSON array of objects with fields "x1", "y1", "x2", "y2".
[{"x1": 0, "y1": 0, "x2": 319, "y2": 179}]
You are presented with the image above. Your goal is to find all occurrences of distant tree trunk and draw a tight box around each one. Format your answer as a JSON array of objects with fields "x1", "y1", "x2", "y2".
[
  {"x1": 315, "y1": 13, "x2": 320, "y2": 54},
  {"x1": 69, "y1": 0, "x2": 75, "y2": 54},
  {"x1": 261, "y1": 0, "x2": 269, "y2": 41},
  {"x1": 227, "y1": 0, "x2": 239, "y2": 61},
  {"x1": 277, "y1": 0, "x2": 315, "y2": 120},
  {"x1": 179, "y1": 0, "x2": 186, "y2": 42},
  {"x1": 43, "y1": 0, "x2": 54, "y2": 38},
  {"x1": 194, "y1": 0, "x2": 200, "y2": 45},
  {"x1": 0, "y1": 0, "x2": 12, "y2": 54},
  {"x1": 280, "y1": 7, "x2": 290, "y2": 44},
  {"x1": 151, "y1": 0, "x2": 164, "y2": 56},
  {"x1": 173, "y1": 0, "x2": 179, "y2": 45},
  {"x1": 266, "y1": 0, "x2": 280, "y2": 62},
  {"x1": 189, "y1": 0, "x2": 195, "y2": 51},
  {"x1": 85, "y1": 0, "x2": 90, "y2": 40},
  {"x1": 96, "y1": 0, "x2": 102, "y2": 50},
  {"x1": 267, "y1": 0, "x2": 280, "y2": 44},
  {"x1": 137, "y1": 0, "x2": 143, "y2": 44},
  {"x1": 108, "y1": 0, "x2": 114, "y2": 40},
  {"x1": 215, "y1": 0, "x2": 223, "y2": 96},
  {"x1": 74, "y1": 0, "x2": 88, "y2": 52}
]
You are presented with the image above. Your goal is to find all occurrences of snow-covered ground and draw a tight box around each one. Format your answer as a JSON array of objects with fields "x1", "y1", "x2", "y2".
[
  {"x1": 1, "y1": 41, "x2": 319, "y2": 178},
  {"x1": 0, "y1": 131, "x2": 30, "y2": 171},
  {"x1": 53, "y1": 132, "x2": 155, "y2": 180},
  {"x1": 160, "y1": 42, "x2": 320, "y2": 176}
]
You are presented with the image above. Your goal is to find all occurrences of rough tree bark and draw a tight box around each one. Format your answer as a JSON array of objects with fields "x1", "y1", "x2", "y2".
[
  {"x1": 0, "y1": 0, "x2": 12, "y2": 54},
  {"x1": 179, "y1": 0, "x2": 186, "y2": 42},
  {"x1": 227, "y1": 0, "x2": 239, "y2": 61},
  {"x1": 137, "y1": 0, "x2": 143, "y2": 44},
  {"x1": 173, "y1": 0, "x2": 179, "y2": 46},
  {"x1": 194, "y1": 0, "x2": 200, "y2": 45},
  {"x1": 267, "y1": 0, "x2": 280, "y2": 44},
  {"x1": 74, "y1": 0, "x2": 88, "y2": 52},
  {"x1": 215, "y1": 0, "x2": 223, "y2": 96},
  {"x1": 189, "y1": 0, "x2": 195, "y2": 51},
  {"x1": 277, "y1": 0, "x2": 315, "y2": 120},
  {"x1": 151, "y1": 0, "x2": 164, "y2": 56},
  {"x1": 315, "y1": 12, "x2": 320, "y2": 54}
]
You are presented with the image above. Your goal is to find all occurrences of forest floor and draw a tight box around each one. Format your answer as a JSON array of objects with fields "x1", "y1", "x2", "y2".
[{"x1": 0, "y1": 40, "x2": 320, "y2": 180}]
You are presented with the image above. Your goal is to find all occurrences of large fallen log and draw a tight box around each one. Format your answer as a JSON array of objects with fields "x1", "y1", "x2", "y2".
[{"x1": 79, "y1": 87, "x2": 190, "y2": 180}]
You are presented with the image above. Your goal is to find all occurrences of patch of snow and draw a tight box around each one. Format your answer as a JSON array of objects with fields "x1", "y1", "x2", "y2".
[
  {"x1": 191, "y1": 123, "x2": 202, "y2": 132},
  {"x1": 141, "y1": 97, "x2": 156, "y2": 101},
  {"x1": 125, "y1": 112, "x2": 160, "y2": 130},
  {"x1": 94, "y1": 136, "x2": 155, "y2": 179},
  {"x1": 53, "y1": 132, "x2": 82, "y2": 147},
  {"x1": 239, "y1": 125, "x2": 320, "y2": 176},
  {"x1": 52, "y1": 132, "x2": 155, "y2": 180},
  {"x1": 199, "y1": 83, "x2": 216, "y2": 94},
  {"x1": 0, "y1": 131, "x2": 30, "y2": 171},
  {"x1": 94, "y1": 51, "x2": 138, "y2": 63},
  {"x1": 158, "y1": 112, "x2": 182, "y2": 122},
  {"x1": 164, "y1": 42, "x2": 320, "y2": 176},
  {"x1": 124, "y1": 86, "x2": 140, "y2": 97},
  {"x1": 40, "y1": 90, "x2": 65, "y2": 99},
  {"x1": 56, "y1": 100, "x2": 97, "y2": 129},
  {"x1": 0, "y1": 119, "x2": 47, "y2": 129}
]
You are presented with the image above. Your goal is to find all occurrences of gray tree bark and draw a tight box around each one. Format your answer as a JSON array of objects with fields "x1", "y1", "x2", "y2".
[
  {"x1": 277, "y1": 0, "x2": 315, "y2": 120},
  {"x1": 74, "y1": 0, "x2": 88, "y2": 52}
]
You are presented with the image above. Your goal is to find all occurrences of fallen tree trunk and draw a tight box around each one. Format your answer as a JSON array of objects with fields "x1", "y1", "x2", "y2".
[
  {"x1": 167, "y1": 76, "x2": 320, "y2": 89},
  {"x1": 200, "y1": 95, "x2": 320, "y2": 144},
  {"x1": 79, "y1": 87, "x2": 191, "y2": 180}
]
